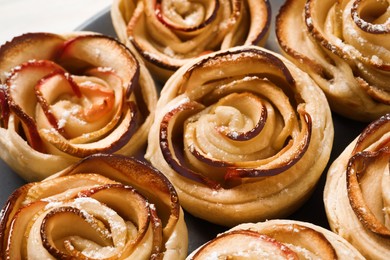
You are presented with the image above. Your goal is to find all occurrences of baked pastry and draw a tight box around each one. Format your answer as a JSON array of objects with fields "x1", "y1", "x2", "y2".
[
  {"x1": 276, "y1": 0, "x2": 390, "y2": 122},
  {"x1": 324, "y1": 113, "x2": 390, "y2": 259},
  {"x1": 187, "y1": 220, "x2": 365, "y2": 259},
  {"x1": 0, "y1": 32, "x2": 157, "y2": 181},
  {"x1": 145, "y1": 46, "x2": 334, "y2": 226},
  {"x1": 0, "y1": 153, "x2": 188, "y2": 259},
  {"x1": 111, "y1": 0, "x2": 271, "y2": 82}
]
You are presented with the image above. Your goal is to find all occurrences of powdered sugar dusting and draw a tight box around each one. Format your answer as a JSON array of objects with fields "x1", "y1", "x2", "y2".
[{"x1": 97, "y1": 67, "x2": 114, "y2": 72}]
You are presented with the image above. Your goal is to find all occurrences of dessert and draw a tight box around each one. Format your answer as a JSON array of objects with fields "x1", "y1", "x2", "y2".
[
  {"x1": 0, "y1": 153, "x2": 188, "y2": 259},
  {"x1": 187, "y1": 220, "x2": 365, "y2": 259},
  {"x1": 111, "y1": 0, "x2": 271, "y2": 82},
  {"x1": 276, "y1": 0, "x2": 390, "y2": 122},
  {"x1": 0, "y1": 32, "x2": 157, "y2": 181},
  {"x1": 324, "y1": 113, "x2": 390, "y2": 259},
  {"x1": 145, "y1": 46, "x2": 334, "y2": 226}
]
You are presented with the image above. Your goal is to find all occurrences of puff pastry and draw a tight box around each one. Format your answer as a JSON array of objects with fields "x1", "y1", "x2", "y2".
[
  {"x1": 111, "y1": 0, "x2": 271, "y2": 82},
  {"x1": 145, "y1": 46, "x2": 334, "y2": 226},
  {"x1": 276, "y1": 0, "x2": 390, "y2": 122},
  {"x1": 187, "y1": 219, "x2": 365, "y2": 259},
  {"x1": 0, "y1": 32, "x2": 157, "y2": 181},
  {"x1": 0, "y1": 153, "x2": 188, "y2": 259},
  {"x1": 324, "y1": 113, "x2": 390, "y2": 259}
]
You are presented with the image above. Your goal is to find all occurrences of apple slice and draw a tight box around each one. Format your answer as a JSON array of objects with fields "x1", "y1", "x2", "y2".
[
  {"x1": 346, "y1": 114, "x2": 390, "y2": 237},
  {"x1": 4, "y1": 60, "x2": 66, "y2": 151},
  {"x1": 191, "y1": 222, "x2": 339, "y2": 259},
  {"x1": 211, "y1": 92, "x2": 268, "y2": 141},
  {"x1": 69, "y1": 185, "x2": 158, "y2": 258},
  {"x1": 0, "y1": 33, "x2": 64, "y2": 82},
  {"x1": 0, "y1": 85, "x2": 9, "y2": 127},
  {"x1": 192, "y1": 229, "x2": 299, "y2": 259},
  {"x1": 53, "y1": 154, "x2": 185, "y2": 257},
  {"x1": 4, "y1": 201, "x2": 48, "y2": 259},
  {"x1": 304, "y1": 0, "x2": 389, "y2": 70},
  {"x1": 35, "y1": 71, "x2": 118, "y2": 139},
  {"x1": 258, "y1": 223, "x2": 337, "y2": 258},
  {"x1": 180, "y1": 92, "x2": 268, "y2": 184},
  {"x1": 35, "y1": 71, "x2": 80, "y2": 137},
  {"x1": 225, "y1": 110, "x2": 312, "y2": 179},
  {"x1": 5, "y1": 60, "x2": 65, "y2": 120},
  {"x1": 154, "y1": 0, "x2": 219, "y2": 32},
  {"x1": 39, "y1": 186, "x2": 151, "y2": 258},
  {"x1": 54, "y1": 154, "x2": 182, "y2": 233},
  {"x1": 159, "y1": 101, "x2": 222, "y2": 189},
  {"x1": 38, "y1": 101, "x2": 138, "y2": 158},
  {"x1": 56, "y1": 34, "x2": 139, "y2": 98}
]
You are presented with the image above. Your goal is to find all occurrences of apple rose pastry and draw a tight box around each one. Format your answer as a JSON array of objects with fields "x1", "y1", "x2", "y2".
[
  {"x1": 145, "y1": 46, "x2": 334, "y2": 226},
  {"x1": 187, "y1": 220, "x2": 365, "y2": 259},
  {"x1": 111, "y1": 0, "x2": 271, "y2": 82},
  {"x1": 276, "y1": 0, "x2": 390, "y2": 122},
  {"x1": 0, "y1": 32, "x2": 157, "y2": 181},
  {"x1": 324, "y1": 113, "x2": 390, "y2": 259},
  {"x1": 0, "y1": 153, "x2": 188, "y2": 259}
]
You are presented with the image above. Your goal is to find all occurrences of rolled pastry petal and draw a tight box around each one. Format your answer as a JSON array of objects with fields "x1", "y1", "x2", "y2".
[
  {"x1": 187, "y1": 219, "x2": 365, "y2": 259},
  {"x1": 111, "y1": 0, "x2": 271, "y2": 82},
  {"x1": 0, "y1": 32, "x2": 157, "y2": 181},
  {"x1": 276, "y1": 0, "x2": 390, "y2": 122},
  {"x1": 0, "y1": 153, "x2": 188, "y2": 259},
  {"x1": 146, "y1": 46, "x2": 334, "y2": 226},
  {"x1": 324, "y1": 113, "x2": 390, "y2": 259}
]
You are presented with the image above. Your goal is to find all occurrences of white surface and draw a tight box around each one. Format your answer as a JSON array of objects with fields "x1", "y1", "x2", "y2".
[{"x1": 0, "y1": 0, "x2": 112, "y2": 45}]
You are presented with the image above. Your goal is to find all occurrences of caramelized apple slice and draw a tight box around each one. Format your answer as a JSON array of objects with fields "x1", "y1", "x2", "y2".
[
  {"x1": 0, "y1": 33, "x2": 64, "y2": 82},
  {"x1": 258, "y1": 223, "x2": 337, "y2": 258},
  {"x1": 346, "y1": 114, "x2": 390, "y2": 237},
  {"x1": 159, "y1": 100, "x2": 221, "y2": 188},
  {"x1": 5, "y1": 201, "x2": 48, "y2": 259},
  {"x1": 5, "y1": 60, "x2": 66, "y2": 151},
  {"x1": 57, "y1": 34, "x2": 139, "y2": 97}
]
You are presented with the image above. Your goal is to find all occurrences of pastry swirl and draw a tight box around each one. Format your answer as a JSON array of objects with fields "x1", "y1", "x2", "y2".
[
  {"x1": 324, "y1": 113, "x2": 390, "y2": 259},
  {"x1": 187, "y1": 220, "x2": 365, "y2": 259},
  {"x1": 0, "y1": 32, "x2": 157, "y2": 181},
  {"x1": 146, "y1": 46, "x2": 334, "y2": 226},
  {"x1": 276, "y1": 0, "x2": 390, "y2": 122},
  {"x1": 111, "y1": 0, "x2": 271, "y2": 82},
  {"x1": 0, "y1": 154, "x2": 188, "y2": 259}
]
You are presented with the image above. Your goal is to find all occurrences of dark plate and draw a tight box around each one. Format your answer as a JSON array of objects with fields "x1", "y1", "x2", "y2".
[{"x1": 0, "y1": 0, "x2": 368, "y2": 255}]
